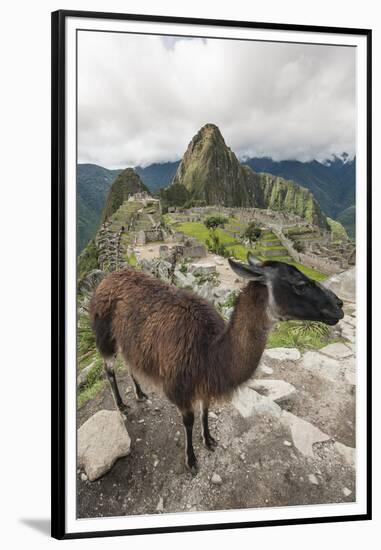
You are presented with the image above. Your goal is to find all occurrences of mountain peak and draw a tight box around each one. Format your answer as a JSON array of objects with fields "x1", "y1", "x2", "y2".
[
  {"x1": 199, "y1": 122, "x2": 221, "y2": 134},
  {"x1": 170, "y1": 125, "x2": 328, "y2": 229},
  {"x1": 171, "y1": 123, "x2": 238, "y2": 202},
  {"x1": 102, "y1": 168, "x2": 150, "y2": 222},
  {"x1": 196, "y1": 123, "x2": 225, "y2": 143}
]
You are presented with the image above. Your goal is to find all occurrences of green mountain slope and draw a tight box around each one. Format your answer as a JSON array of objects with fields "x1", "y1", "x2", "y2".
[
  {"x1": 337, "y1": 205, "x2": 356, "y2": 240},
  {"x1": 244, "y1": 156, "x2": 355, "y2": 220},
  {"x1": 77, "y1": 164, "x2": 121, "y2": 251},
  {"x1": 101, "y1": 168, "x2": 150, "y2": 223},
  {"x1": 170, "y1": 123, "x2": 328, "y2": 229}
]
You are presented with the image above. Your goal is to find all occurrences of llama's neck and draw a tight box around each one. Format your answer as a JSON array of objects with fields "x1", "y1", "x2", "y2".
[{"x1": 208, "y1": 282, "x2": 273, "y2": 397}]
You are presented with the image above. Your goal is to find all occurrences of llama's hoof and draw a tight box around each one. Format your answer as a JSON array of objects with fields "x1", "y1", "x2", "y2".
[
  {"x1": 205, "y1": 437, "x2": 218, "y2": 451},
  {"x1": 186, "y1": 458, "x2": 199, "y2": 476},
  {"x1": 118, "y1": 402, "x2": 130, "y2": 415},
  {"x1": 136, "y1": 392, "x2": 148, "y2": 402}
]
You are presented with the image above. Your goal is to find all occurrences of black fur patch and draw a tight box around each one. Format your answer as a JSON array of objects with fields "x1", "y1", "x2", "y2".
[{"x1": 92, "y1": 313, "x2": 116, "y2": 358}]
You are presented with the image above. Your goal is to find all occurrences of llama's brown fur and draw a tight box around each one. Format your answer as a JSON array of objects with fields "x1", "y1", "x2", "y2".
[
  {"x1": 89, "y1": 260, "x2": 344, "y2": 472},
  {"x1": 89, "y1": 267, "x2": 271, "y2": 411}
]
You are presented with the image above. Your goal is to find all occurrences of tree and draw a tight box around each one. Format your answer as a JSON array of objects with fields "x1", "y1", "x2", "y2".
[
  {"x1": 205, "y1": 234, "x2": 229, "y2": 257},
  {"x1": 242, "y1": 222, "x2": 262, "y2": 246},
  {"x1": 204, "y1": 216, "x2": 229, "y2": 257},
  {"x1": 204, "y1": 216, "x2": 228, "y2": 232}
]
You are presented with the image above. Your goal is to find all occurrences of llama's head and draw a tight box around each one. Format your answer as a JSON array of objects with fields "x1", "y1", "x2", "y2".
[{"x1": 228, "y1": 253, "x2": 344, "y2": 325}]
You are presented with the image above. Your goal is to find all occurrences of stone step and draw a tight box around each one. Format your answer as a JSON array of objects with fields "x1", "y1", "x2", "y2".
[
  {"x1": 257, "y1": 346, "x2": 356, "y2": 448},
  {"x1": 232, "y1": 384, "x2": 354, "y2": 464}
]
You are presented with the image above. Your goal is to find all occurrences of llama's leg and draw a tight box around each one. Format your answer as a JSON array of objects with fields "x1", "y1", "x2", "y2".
[
  {"x1": 201, "y1": 404, "x2": 218, "y2": 451},
  {"x1": 182, "y1": 409, "x2": 198, "y2": 474},
  {"x1": 125, "y1": 360, "x2": 148, "y2": 402},
  {"x1": 131, "y1": 375, "x2": 148, "y2": 402},
  {"x1": 104, "y1": 357, "x2": 128, "y2": 413}
]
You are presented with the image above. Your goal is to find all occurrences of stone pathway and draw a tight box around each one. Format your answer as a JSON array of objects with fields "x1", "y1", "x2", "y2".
[{"x1": 232, "y1": 312, "x2": 356, "y2": 470}]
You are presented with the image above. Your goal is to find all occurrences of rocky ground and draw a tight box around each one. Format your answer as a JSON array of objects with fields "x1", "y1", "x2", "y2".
[{"x1": 77, "y1": 309, "x2": 356, "y2": 518}]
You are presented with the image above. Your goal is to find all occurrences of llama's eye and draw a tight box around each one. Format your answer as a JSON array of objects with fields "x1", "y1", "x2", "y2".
[{"x1": 294, "y1": 282, "x2": 308, "y2": 294}]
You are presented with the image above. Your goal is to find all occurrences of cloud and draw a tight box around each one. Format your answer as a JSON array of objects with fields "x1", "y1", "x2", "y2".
[{"x1": 77, "y1": 31, "x2": 355, "y2": 168}]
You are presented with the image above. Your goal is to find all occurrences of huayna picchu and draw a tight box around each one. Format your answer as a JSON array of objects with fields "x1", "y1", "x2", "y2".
[{"x1": 166, "y1": 123, "x2": 328, "y2": 230}]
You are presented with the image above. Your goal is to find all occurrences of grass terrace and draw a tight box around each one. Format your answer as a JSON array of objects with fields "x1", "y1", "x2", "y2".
[{"x1": 168, "y1": 217, "x2": 327, "y2": 281}]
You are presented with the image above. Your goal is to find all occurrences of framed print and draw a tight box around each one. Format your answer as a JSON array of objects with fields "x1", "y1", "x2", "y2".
[{"x1": 51, "y1": 10, "x2": 372, "y2": 540}]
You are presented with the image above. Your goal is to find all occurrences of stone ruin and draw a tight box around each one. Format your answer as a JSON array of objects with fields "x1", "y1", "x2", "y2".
[{"x1": 159, "y1": 236, "x2": 207, "y2": 262}]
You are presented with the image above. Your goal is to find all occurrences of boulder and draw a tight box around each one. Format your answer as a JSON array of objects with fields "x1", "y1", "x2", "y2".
[
  {"x1": 322, "y1": 268, "x2": 355, "y2": 303},
  {"x1": 189, "y1": 263, "x2": 216, "y2": 276},
  {"x1": 78, "y1": 410, "x2": 131, "y2": 481},
  {"x1": 173, "y1": 270, "x2": 195, "y2": 289}
]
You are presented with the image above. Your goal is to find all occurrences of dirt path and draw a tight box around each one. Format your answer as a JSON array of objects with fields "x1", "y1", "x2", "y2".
[{"x1": 77, "y1": 346, "x2": 355, "y2": 518}]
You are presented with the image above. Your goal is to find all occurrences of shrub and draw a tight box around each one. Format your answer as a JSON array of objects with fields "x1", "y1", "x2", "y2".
[
  {"x1": 204, "y1": 216, "x2": 228, "y2": 231},
  {"x1": 294, "y1": 240, "x2": 305, "y2": 253},
  {"x1": 242, "y1": 222, "x2": 262, "y2": 245}
]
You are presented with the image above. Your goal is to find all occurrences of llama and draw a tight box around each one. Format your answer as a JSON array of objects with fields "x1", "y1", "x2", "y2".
[{"x1": 89, "y1": 253, "x2": 344, "y2": 473}]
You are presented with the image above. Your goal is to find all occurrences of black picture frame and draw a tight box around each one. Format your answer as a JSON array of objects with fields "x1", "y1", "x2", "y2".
[{"x1": 51, "y1": 9, "x2": 372, "y2": 540}]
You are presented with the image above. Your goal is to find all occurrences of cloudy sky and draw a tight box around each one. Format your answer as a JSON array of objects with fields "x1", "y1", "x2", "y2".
[{"x1": 77, "y1": 31, "x2": 355, "y2": 168}]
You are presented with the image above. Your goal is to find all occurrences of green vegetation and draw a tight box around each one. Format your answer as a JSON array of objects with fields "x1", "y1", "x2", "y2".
[
  {"x1": 77, "y1": 164, "x2": 121, "y2": 252},
  {"x1": 125, "y1": 251, "x2": 138, "y2": 267},
  {"x1": 159, "y1": 182, "x2": 190, "y2": 211},
  {"x1": 204, "y1": 216, "x2": 230, "y2": 256},
  {"x1": 102, "y1": 168, "x2": 150, "y2": 222},
  {"x1": 261, "y1": 231, "x2": 279, "y2": 241},
  {"x1": 77, "y1": 239, "x2": 99, "y2": 284},
  {"x1": 77, "y1": 312, "x2": 96, "y2": 362},
  {"x1": 293, "y1": 240, "x2": 305, "y2": 253},
  {"x1": 337, "y1": 205, "x2": 355, "y2": 241},
  {"x1": 175, "y1": 221, "x2": 232, "y2": 245},
  {"x1": 242, "y1": 222, "x2": 262, "y2": 245},
  {"x1": 267, "y1": 320, "x2": 338, "y2": 350},
  {"x1": 169, "y1": 218, "x2": 326, "y2": 281},
  {"x1": 204, "y1": 216, "x2": 228, "y2": 231},
  {"x1": 287, "y1": 262, "x2": 327, "y2": 281},
  {"x1": 77, "y1": 354, "x2": 126, "y2": 408},
  {"x1": 78, "y1": 378, "x2": 106, "y2": 408},
  {"x1": 225, "y1": 243, "x2": 248, "y2": 261},
  {"x1": 327, "y1": 217, "x2": 348, "y2": 241},
  {"x1": 165, "y1": 124, "x2": 330, "y2": 230}
]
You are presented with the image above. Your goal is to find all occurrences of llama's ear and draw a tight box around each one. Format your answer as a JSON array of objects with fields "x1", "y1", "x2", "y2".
[
  {"x1": 247, "y1": 252, "x2": 262, "y2": 266},
  {"x1": 228, "y1": 258, "x2": 265, "y2": 281}
]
